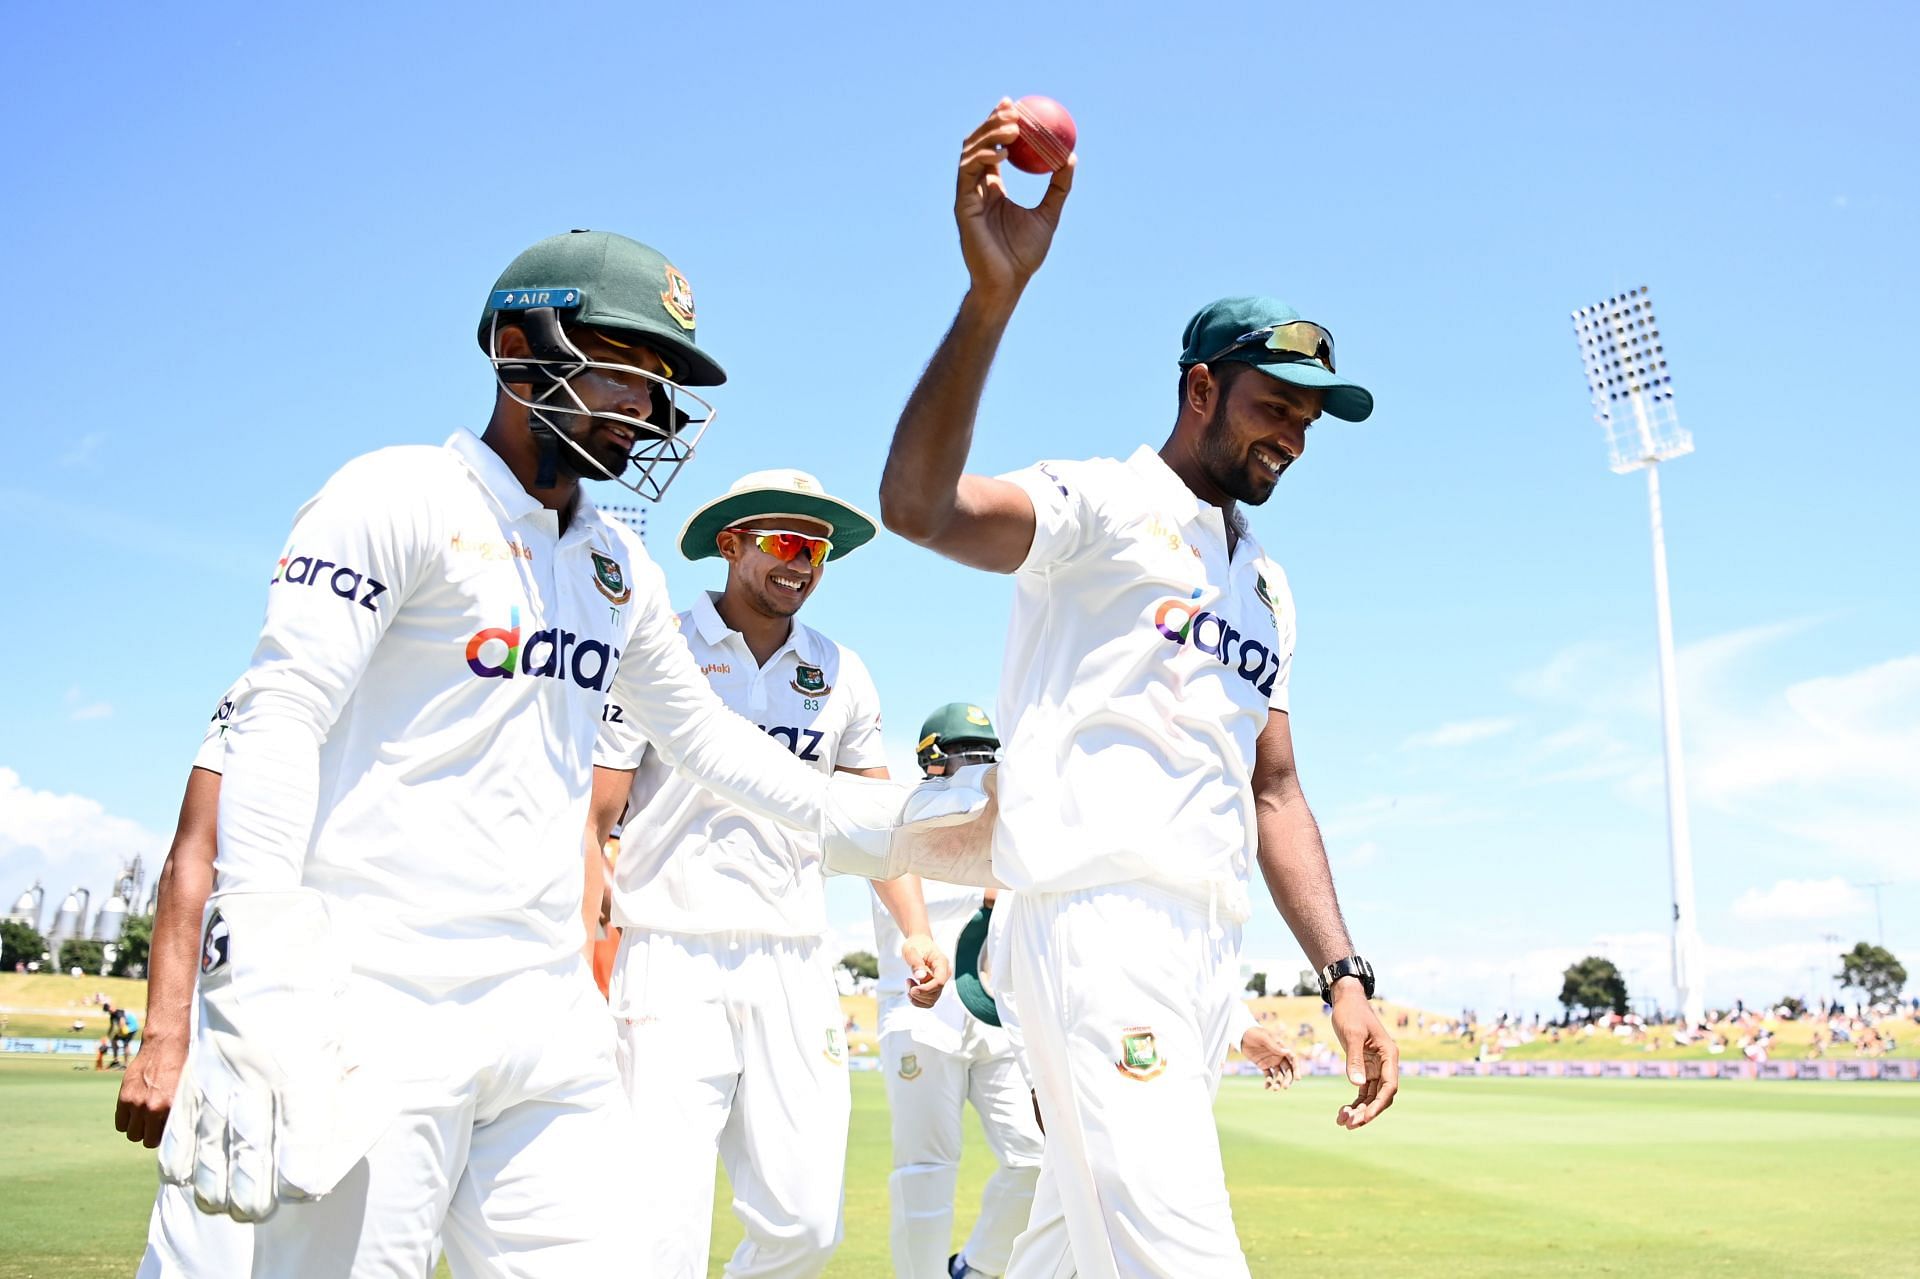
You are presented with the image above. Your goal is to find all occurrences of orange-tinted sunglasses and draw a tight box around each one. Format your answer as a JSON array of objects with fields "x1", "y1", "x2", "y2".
[{"x1": 734, "y1": 527, "x2": 833, "y2": 567}]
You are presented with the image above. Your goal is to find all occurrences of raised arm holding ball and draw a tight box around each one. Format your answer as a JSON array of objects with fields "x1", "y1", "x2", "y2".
[{"x1": 877, "y1": 100, "x2": 1399, "y2": 1279}]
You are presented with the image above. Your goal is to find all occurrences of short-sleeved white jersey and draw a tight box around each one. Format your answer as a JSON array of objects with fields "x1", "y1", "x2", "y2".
[
  {"x1": 870, "y1": 879, "x2": 989, "y2": 1042},
  {"x1": 991, "y1": 446, "x2": 1297, "y2": 921},
  {"x1": 218, "y1": 431, "x2": 826, "y2": 983},
  {"x1": 192, "y1": 681, "x2": 243, "y2": 775},
  {"x1": 595, "y1": 590, "x2": 887, "y2": 938}
]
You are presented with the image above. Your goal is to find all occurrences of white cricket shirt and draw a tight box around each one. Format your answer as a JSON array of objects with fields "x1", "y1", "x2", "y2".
[
  {"x1": 871, "y1": 878, "x2": 990, "y2": 1046},
  {"x1": 191, "y1": 680, "x2": 243, "y2": 774},
  {"x1": 217, "y1": 432, "x2": 828, "y2": 982},
  {"x1": 596, "y1": 591, "x2": 887, "y2": 938},
  {"x1": 991, "y1": 446, "x2": 1297, "y2": 921}
]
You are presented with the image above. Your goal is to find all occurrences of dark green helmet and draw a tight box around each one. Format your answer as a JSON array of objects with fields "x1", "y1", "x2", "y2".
[
  {"x1": 917, "y1": 702, "x2": 1000, "y2": 774},
  {"x1": 479, "y1": 230, "x2": 726, "y2": 387}
]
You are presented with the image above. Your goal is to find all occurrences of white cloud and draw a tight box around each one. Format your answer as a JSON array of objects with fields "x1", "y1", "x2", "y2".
[
  {"x1": 1400, "y1": 717, "x2": 1518, "y2": 751},
  {"x1": 1388, "y1": 929, "x2": 1858, "y2": 1016},
  {"x1": 57, "y1": 432, "x2": 105, "y2": 469},
  {"x1": 65, "y1": 689, "x2": 113, "y2": 721},
  {"x1": 1509, "y1": 628, "x2": 1920, "y2": 875},
  {"x1": 1320, "y1": 792, "x2": 1504, "y2": 842},
  {"x1": 1687, "y1": 654, "x2": 1920, "y2": 873},
  {"x1": 0, "y1": 768, "x2": 167, "y2": 923},
  {"x1": 1338, "y1": 841, "x2": 1380, "y2": 870},
  {"x1": 1732, "y1": 878, "x2": 1870, "y2": 923}
]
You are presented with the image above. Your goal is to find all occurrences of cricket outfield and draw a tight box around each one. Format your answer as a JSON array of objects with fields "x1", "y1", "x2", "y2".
[{"x1": 1, "y1": 1057, "x2": 1913, "y2": 1277}]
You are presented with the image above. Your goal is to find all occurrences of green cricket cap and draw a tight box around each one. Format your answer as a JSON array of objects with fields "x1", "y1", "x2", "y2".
[
  {"x1": 918, "y1": 702, "x2": 1000, "y2": 754},
  {"x1": 678, "y1": 469, "x2": 877, "y2": 563},
  {"x1": 478, "y1": 230, "x2": 726, "y2": 386},
  {"x1": 1178, "y1": 296, "x2": 1373, "y2": 422}
]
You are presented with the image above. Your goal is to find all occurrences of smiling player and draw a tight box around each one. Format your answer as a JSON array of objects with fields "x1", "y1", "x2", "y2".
[
  {"x1": 873, "y1": 102, "x2": 1401, "y2": 1277},
  {"x1": 594, "y1": 469, "x2": 951, "y2": 1279}
]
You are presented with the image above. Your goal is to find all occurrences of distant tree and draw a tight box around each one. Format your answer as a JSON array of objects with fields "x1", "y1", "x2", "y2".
[
  {"x1": 112, "y1": 914, "x2": 155, "y2": 978},
  {"x1": 1558, "y1": 956, "x2": 1628, "y2": 1019},
  {"x1": 839, "y1": 950, "x2": 879, "y2": 982},
  {"x1": 1776, "y1": 996, "x2": 1807, "y2": 1019},
  {"x1": 1291, "y1": 970, "x2": 1319, "y2": 998},
  {"x1": 1245, "y1": 972, "x2": 1267, "y2": 997},
  {"x1": 59, "y1": 938, "x2": 107, "y2": 976},
  {"x1": 1, "y1": 920, "x2": 48, "y2": 971},
  {"x1": 1837, "y1": 942, "x2": 1906, "y2": 1006}
]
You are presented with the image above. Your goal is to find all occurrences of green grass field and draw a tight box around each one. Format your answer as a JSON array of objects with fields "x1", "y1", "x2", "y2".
[{"x1": 2, "y1": 1058, "x2": 1915, "y2": 1277}]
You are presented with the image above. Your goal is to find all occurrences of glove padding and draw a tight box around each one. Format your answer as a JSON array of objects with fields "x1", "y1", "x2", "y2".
[
  {"x1": 158, "y1": 890, "x2": 395, "y2": 1222},
  {"x1": 821, "y1": 763, "x2": 1001, "y2": 887}
]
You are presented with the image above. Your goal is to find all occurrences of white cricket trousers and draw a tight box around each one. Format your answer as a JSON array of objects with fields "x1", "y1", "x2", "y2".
[
  {"x1": 137, "y1": 1181, "x2": 252, "y2": 1277},
  {"x1": 883, "y1": 1019, "x2": 1043, "y2": 1278},
  {"x1": 611, "y1": 928, "x2": 852, "y2": 1279},
  {"x1": 996, "y1": 885, "x2": 1249, "y2": 1279},
  {"x1": 163, "y1": 957, "x2": 633, "y2": 1278}
]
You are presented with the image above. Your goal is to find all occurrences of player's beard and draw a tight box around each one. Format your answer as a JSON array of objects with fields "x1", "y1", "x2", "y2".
[
  {"x1": 543, "y1": 411, "x2": 633, "y2": 482},
  {"x1": 1198, "y1": 401, "x2": 1286, "y2": 506}
]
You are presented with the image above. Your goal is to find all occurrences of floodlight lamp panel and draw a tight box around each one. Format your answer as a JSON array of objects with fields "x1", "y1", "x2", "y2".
[{"x1": 1570, "y1": 285, "x2": 1690, "y2": 471}]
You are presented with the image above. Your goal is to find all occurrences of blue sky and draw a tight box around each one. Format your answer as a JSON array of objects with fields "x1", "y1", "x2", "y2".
[{"x1": 3, "y1": 2, "x2": 1915, "y2": 1017}]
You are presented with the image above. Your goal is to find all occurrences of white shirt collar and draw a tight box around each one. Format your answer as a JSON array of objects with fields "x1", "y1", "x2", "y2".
[
  {"x1": 446, "y1": 431, "x2": 542, "y2": 524},
  {"x1": 1125, "y1": 445, "x2": 1208, "y2": 525},
  {"x1": 445, "y1": 429, "x2": 612, "y2": 547}
]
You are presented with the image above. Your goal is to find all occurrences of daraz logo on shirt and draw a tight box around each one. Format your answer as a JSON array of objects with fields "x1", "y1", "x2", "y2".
[
  {"x1": 1150, "y1": 590, "x2": 1282, "y2": 696},
  {"x1": 464, "y1": 607, "x2": 623, "y2": 691}
]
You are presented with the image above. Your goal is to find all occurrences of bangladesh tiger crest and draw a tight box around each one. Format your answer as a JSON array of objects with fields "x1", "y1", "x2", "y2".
[
  {"x1": 790, "y1": 664, "x2": 830, "y2": 696},
  {"x1": 590, "y1": 551, "x2": 632, "y2": 605},
  {"x1": 1115, "y1": 1026, "x2": 1164, "y2": 1081},
  {"x1": 660, "y1": 265, "x2": 697, "y2": 330},
  {"x1": 897, "y1": 1052, "x2": 922, "y2": 1081},
  {"x1": 200, "y1": 908, "x2": 230, "y2": 976}
]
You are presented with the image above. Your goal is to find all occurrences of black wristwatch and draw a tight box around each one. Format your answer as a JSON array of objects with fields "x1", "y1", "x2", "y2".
[{"x1": 1319, "y1": 955, "x2": 1375, "y2": 1003}]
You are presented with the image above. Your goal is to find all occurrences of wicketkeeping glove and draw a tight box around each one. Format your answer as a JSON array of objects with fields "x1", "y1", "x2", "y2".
[
  {"x1": 820, "y1": 764, "x2": 1001, "y2": 886},
  {"x1": 158, "y1": 890, "x2": 396, "y2": 1222}
]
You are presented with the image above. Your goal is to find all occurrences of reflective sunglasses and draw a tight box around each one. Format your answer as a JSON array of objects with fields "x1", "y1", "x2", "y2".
[
  {"x1": 734, "y1": 527, "x2": 833, "y2": 566},
  {"x1": 1201, "y1": 320, "x2": 1336, "y2": 373}
]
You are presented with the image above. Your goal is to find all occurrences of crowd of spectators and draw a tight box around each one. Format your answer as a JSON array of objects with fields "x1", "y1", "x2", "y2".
[{"x1": 1373, "y1": 998, "x2": 1919, "y2": 1062}]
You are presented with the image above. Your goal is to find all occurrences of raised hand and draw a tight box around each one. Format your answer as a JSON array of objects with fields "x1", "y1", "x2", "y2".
[{"x1": 955, "y1": 100, "x2": 1076, "y2": 306}]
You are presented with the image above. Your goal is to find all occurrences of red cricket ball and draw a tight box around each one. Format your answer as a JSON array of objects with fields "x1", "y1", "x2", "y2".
[{"x1": 1006, "y1": 95, "x2": 1077, "y2": 174}]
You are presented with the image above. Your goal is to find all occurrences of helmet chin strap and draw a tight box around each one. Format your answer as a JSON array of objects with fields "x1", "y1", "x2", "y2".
[{"x1": 494, "y1": 306, "x2": 585, "y2": 490}]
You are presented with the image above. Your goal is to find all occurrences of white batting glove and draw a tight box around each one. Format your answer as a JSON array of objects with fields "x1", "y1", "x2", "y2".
[
  {"x1": 820, "y1": 764, "x2": 1001, "y2": 886},
  {"x1": 158, "y1": 891, "x2": 395, "y2": 1222}
]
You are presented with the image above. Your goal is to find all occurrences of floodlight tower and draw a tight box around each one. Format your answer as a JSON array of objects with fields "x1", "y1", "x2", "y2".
[{"x1": 1571, "y1": 286, "x2": 1706, "y2": 1027}]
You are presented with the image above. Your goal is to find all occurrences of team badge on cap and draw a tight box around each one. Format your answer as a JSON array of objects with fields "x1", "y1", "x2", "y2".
[
  {"x1": 1115, "y1": 1026, "x2": 1164, "y2": 1081},
  {"x1": 661, "y1": 265, "x2": 696, "y2": 330},
  {"x1": 898, "y1": 1053, "x2": 922, "y2": 1081},
  {"x1": 590, "y1": 551, "x2": 632, "y2": 605},
  {"x1": 791, "y1": 664, "x2": 830, "y2": 696}
]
